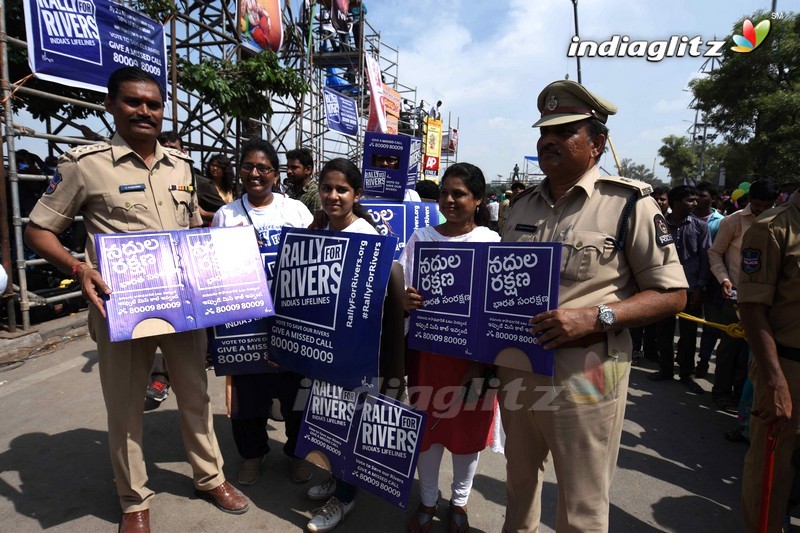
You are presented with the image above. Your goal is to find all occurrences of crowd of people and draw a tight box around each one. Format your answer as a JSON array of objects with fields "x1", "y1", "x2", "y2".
[{"x1": 19, "y1": 65, "x2": 800, "y2": 533}]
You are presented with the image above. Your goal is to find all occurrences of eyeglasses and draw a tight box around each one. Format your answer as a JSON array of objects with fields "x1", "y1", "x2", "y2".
[{"x1": 240, "y1": 163, "x2": 277, "y2": 175}]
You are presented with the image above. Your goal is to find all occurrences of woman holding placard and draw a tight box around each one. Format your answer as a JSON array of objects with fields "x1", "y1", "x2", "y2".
[
  {"x1": 303, "y1": 157, "x2": 382, "y2": 532},
  {"x1": 211, "y1": 138, "x2": 314, "y2": 487},
  {"x1": 400, "y1": 162, "x2": 500, "y2": 533}
]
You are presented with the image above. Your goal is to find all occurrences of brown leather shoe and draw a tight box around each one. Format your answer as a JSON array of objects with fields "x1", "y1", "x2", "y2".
[
  {"x1": 119, "y1": 509, "x2": 150, "y2": 533},
  {"x1": 195, "y1": 480, "x2": 250, "y2": 514}
]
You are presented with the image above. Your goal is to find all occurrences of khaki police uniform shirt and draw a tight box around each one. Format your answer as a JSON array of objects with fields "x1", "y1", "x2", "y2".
[
  {"x1": 503, "y1": 166, "x2": 687, "y2": 359},
  {"x1": 737, "y1": 194, "x2": 800, "y2": 349},
  {"x1": 29, "y1": 133, "x2": 201, "y2": 268}
]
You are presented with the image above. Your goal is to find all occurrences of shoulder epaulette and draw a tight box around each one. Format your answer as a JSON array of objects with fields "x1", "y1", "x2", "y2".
[
  {"x1": 597, "y1": 175, "x2": 653, "y2": 197},
  {"x1": 163, "y1": 147, "x2": 194, "y2": 163},
  {"x1": 64, "y1": 142, "x2": 111, "y2": 161},
  {"x1": 509, "y1": 186, "x2": 538, "y2": 207}
]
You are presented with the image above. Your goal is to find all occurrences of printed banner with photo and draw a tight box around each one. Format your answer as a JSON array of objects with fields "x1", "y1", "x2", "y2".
[
  {"x1": 423, "y1": 117, "x2": 442, "y2": 177},
  {"x1": 408, "y1": 242, "x2": 562, "y2": 376},
  {"x1": 365, "y1": 53, "x2": 387, "y2": 133},
  {"x1": 323, "y1": 86, "x2": 359, "y2": 137},
  {"x1": 362, "y1": 200, "x2": 439, "y2": 260},
  {"x1": 362, "y1": 132, "x2": 422, "y2": 201},
  {"x1": 296, "y1": 380, "x2": 426, "y2": 510},
  {"x1": 95, "y1": 226, "x2": 273, "y2": 342},
  {"x1": 239, "y1": 0, "x2": 283, "y2": 53},
  {"x1": 268, "y1": 228, "x2": 398, "y2": 389},
  {"x1": 23, "y1": 0, "x2": 167, "y2": 93}
]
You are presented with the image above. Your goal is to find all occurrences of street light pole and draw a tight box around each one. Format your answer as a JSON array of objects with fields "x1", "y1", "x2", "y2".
[{"x1": 571, "y1": 0, "x2": 582, "y2": 83}]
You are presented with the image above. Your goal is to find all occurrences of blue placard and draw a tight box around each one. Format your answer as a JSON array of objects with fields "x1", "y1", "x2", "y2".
[
  {"x1": 408, "y1": 241, "x2": 562, "y2": 376},
  {"x1": 295, "y1": 380, "x2": 426, "y2": 510},
  {"x1": 362, "y1": 200, "x2": 439, "y2": 260},
  {"x1": 323, "y1": 87, "x2": 359, "y2": 138},
  {"x1": 268, "y1": 228, "x2": 398, "y2": 390},
  {"x1": 362, "y1": 132, "x2": 421, "y2": 200},
  {"x1": 95, "y1": 226, "x2": 274, "y2": 342},
  {"x1": 23, "y1": 0, "x2": 167, "y2": 94}
]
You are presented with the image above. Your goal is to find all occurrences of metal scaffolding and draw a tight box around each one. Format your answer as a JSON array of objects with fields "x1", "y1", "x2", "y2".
[{"x1": 1, "y1": 0, "x2": 426, "y2": 331}]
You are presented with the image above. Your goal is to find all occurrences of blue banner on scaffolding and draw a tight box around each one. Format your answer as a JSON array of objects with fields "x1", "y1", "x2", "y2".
[
  {"x1": 323, "y1": 87, "x2": 360, "y2": 138},
  {"x1": 23, "y1": 0, "x2": 167, "y2": 94}
]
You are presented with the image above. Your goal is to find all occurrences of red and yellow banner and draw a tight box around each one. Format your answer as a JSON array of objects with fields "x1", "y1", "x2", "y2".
[{"x1": 423, "y1": 117, "x2": 442, "y2": 176}]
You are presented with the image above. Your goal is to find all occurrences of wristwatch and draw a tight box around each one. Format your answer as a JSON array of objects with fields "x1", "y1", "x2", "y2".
[{"x1": 597, "y1": 304, "x2": 616, "y2": 331}]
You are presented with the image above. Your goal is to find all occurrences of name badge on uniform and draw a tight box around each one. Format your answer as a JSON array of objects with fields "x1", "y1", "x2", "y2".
[
  {"x1": 514, "y1": 224, "x2": 538, "y2": 233},
  {"x1": 119, "y1": 184, "x2": 146, "y2": 193}
]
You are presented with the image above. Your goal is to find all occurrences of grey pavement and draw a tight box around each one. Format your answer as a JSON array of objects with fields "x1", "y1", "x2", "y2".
[{"x1": 0, "y1": 318, "x2": 758, "y2": 532}]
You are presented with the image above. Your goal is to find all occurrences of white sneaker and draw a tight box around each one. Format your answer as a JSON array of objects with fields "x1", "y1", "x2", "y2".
[
  {"x1": 307, "y1": 497, "x2": 354, "y2": 532},
  {"x1": 306, "y1": 475, "x2": 337, "y2": 500}
]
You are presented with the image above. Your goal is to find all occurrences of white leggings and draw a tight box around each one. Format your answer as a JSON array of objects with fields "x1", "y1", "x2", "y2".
[{"x1": 416, "y1": 443, "x2": 480, "y2": 507}]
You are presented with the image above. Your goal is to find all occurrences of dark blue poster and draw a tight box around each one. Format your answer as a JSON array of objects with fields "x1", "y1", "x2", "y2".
[
  {"x1": 362, "y1": 132, "x2": 421, "y2": 201},
  {"x1": 295, "y1": 380, "x2": 425, "y2": 510},
  {"x1": 408, "y1": 242, "x2": 562, "y2": 376},
  {"x1": 95, "y1": 226, "x2": 273, "y2": 342},
  {"x1": 268, "y1": 228, "x2": 398, "y2": 390},
  {"x1": 362, "y1": 200, "x2": 439, "y2": 260},
  {"x1": 23, "y1": 0, "x2": 167, "y2": 94},
  {"x1": 323, "y1": 87, "x2": 359, "y2": 138}
]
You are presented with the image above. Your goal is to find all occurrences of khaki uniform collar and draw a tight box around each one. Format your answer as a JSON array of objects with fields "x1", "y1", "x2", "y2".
[
  {"x1": 110, "y1": 132, "x2": 172, "y2": 167},
  {"x1": 536, "y1": 165, "x2": 600, "y2": 205}
]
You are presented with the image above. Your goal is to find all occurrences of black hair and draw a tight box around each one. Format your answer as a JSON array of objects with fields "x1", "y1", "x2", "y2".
[
  {"x1": 585, "y1": 118, "x2": 609, "y2": 163},
  {"x1": 286, "y1": 147, "x2": 314, "y2": 168},
  {"x1": 415, "y1": 179, "x2": 440, "y2": 201},
  {"x1": 440, "y1": 162, "x2": 490, "y2": 227},
  {"x1": 511, "y1": 181, "x2": 526, "y2": 192},
  {"x1": 107, "y1": 66, "x2": 164, "y2": 102},
  {"x1": 652, "y1": 185, "x2": 670, "y2": 197},
  {"x1": 157, "y1": 130, "x2": 181, "y2": 147},
  {"x1": 239, "y1": 138, "x2": 279, "y2": 172},
  {"x1": 312, "y1": 158, "x2": 377, "y2": 229},
  {"x1": 749, "y1": 178, "x2": 781, "y2": 203},
  {"x1": 206, "y1": 153, "x2": 235, "y2": 195},
  {"x1": 668, "y1": 184, "x2": 697, "y2": 206},
  {"x1": 695, "y1": 181, "x2": 718, "y2": 198}
]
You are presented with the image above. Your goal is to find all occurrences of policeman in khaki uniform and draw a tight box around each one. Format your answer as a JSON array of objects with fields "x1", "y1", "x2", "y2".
[
  {"x1": 498, "y1": 80, "x2": 688, "y2": 532},
  {"x1": 738, "y1": 189, "x2": 800, "y2": 531},
  {"x1": 25, "y1": 67, "x2": 248, "y2": 533}
]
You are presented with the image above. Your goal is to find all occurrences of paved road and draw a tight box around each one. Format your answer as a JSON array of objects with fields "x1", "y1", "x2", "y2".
[{"x1": 0, "y1": 332, "x2": 753, "y2": 532}]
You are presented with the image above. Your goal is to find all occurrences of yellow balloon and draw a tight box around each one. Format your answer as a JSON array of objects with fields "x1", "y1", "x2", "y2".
[{"x1": 731, "y1": 189, "x2": 746, "y2": 202}]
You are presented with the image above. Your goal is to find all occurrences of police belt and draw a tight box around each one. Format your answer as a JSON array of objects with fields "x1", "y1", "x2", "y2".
[{"x1": 778, "y1": 344, "x2": 800, "y2": 363}]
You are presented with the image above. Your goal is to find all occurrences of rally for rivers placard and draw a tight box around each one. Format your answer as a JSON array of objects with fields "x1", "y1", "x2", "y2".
[
  {"x1": 362, "y1": 200, "x2": 439, "y2": 260},
  {"x1": 95, "y1": 226, "x2": 274, "y2": 342},
  {"x1": 408, "y1": 241, "x2": 562, "y2": 376},
  {"x1": 268, "y1": 228, "x2": 398, "y2": 390},
  {"x1": 295, "y1": 380, "x2": 426, "y2": 510}
]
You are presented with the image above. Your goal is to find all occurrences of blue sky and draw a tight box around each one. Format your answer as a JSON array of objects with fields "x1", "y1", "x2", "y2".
[{"x1": 368, "y1": 0, "x2": 786, "y2": 183}]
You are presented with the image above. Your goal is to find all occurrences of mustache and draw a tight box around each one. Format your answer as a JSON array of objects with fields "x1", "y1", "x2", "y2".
[
  {"x1": 539, "y1": 146, "x2": 560, "y2": 156},
  {"x1": 130, "y1": 117, "x2": 158, "y2": 127}
]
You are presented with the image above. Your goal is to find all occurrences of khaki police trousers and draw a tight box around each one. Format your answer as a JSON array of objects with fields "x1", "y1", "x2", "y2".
[
  {"x1": 89, "y1": 307, "x2": 225, "y2": 512},
  {"x1": 498, "y1": 346, "x2": 629, "y2": 533},
  {"x1": 742, "y1": 356, "x2": 800, "y2": 532}
]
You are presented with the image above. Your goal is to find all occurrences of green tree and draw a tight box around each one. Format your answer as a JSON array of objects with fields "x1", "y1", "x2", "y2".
[
  {"x1": 690, "y1": 11, "x2": 800, "y2": 183},
  {"x1": 658, "y1": 135, "x2": 697, "y2": 186},
  {"x1": 618, "y1": 158, "x2": 661, "y2": 185}
]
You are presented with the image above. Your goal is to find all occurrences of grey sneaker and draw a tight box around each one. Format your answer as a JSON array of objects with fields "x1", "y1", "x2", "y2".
[
  {"x1": 307, "y1": 497, "x2": 354, "y2": 532},
  {"x1": 237, "y1": 456, "x2": 264, "y2": 486},
  {"x1": 306, "y1": 475, "x2": 337, "y2": 500},
  {"x1": 292, "y1": 457, "x2": 313, "y2": 483}
]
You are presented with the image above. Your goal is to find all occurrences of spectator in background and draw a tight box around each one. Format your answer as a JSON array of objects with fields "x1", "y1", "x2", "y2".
[
  {"x1": 498, "y1": 181, "x2": 526, "y2": 235},
  {"x1": 415, "y1": 179, "x2": 446, "y2": 224},
  {"x1": 348, "y1": 0, "x2": 366, "y2": 47},
  {"x1": 694, "y1": 181, "x2": 726, "y2": 379},
  {"x1": 651, "y1": 185, "x2": 670, "y2": 216},
  {"x1": 198, "y1": 154, "x2": 236, "y2": 223},
  {"x1": 708, "y1": 179, "x2": 781, "y2": 412},
  {"x1": 649, "y1": 185, "x2": 710, "y2": 394},
  {"x1": 285, "y1": 147, "x2": 321, "y2": 214},
  {"x1": 486, "y1": 195, "x2": 499, "y2": 232},
  {"x1": 429, "y1": 100, "x2": 442, "y2": 120}
]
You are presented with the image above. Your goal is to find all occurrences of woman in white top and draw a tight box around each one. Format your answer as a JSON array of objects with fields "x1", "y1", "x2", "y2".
[
  {"x1": 211, "y1": 139, "x2": 314, "y2": 487},
  {"x1": 400, "y1": 163, "x2": 500, "y2": 533}
]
